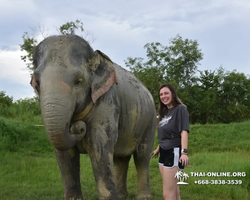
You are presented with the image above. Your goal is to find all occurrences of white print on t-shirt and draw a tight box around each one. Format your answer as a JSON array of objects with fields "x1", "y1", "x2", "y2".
[{"x1": 159, "y1": 116, "x2": 172, "y2": 127}]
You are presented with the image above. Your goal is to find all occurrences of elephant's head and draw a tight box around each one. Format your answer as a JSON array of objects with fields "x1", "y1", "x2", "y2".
[{"x1": 30, "y1": 35, "x2": 117, "y2": 151}]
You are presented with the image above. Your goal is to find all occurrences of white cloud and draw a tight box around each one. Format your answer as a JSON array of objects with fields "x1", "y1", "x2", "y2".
[
  {"x1": 0, "y1": 49, "x2": 30, "y2": 85},
  {"x1": 0, "y1": 48, "x2": 35, "y2": 100}
]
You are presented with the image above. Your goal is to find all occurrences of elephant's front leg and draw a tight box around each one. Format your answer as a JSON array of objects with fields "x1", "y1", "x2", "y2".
[
  {"x1": 55, "y1": 147, "x2": 83, "y2": 200},
  {"x1": 88, "y1": 125, "x2": 118, "y2": 200}
]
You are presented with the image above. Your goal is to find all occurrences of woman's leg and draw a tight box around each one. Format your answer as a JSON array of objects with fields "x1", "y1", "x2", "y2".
[
  {"x1": 162, "y1": 166, "x2": 179, "y2": 200},
  {"x1": 176, "y1": 185, "x2": 181, "y2": 200},
  {"x1": 159, "y1": 163, "x2": 164, "y2": 179}
]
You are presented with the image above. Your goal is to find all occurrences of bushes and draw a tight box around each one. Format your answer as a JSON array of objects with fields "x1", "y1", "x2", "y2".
[
  {"x1": 0, "y1": 93, "x2": 41, "y2": 123},
  {"x1": 0, "y1": 118, "x2": 18, "y2": 151},
  {"x1": 0, "y1": 91, "x2": 13, "y2": 107},
  {"x1": 12, "y1": 97, "x2": 41, "y2": 122},
  {"x1": 0, "y1": 117, "x2": 29, "y2": 151},
  {"x1": 0, "y1": 117, "x2": 52, "y2": 153},
  {"x1": 0, "y1": 91, "x2": 48, "y2": 153}
]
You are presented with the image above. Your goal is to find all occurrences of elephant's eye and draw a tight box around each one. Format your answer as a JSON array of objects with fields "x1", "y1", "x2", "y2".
[{"x1": 74, "y1": 78, "x2": 82, "y2": 86}]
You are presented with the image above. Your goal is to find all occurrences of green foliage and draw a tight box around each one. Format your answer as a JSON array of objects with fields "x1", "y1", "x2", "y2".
[
  {"x1": 165, "y1": 35, "x2": 203, "y2": 88},
  {"x1": 0, "y1": 118, "x2": 26, "y2": 152},
  {"x1": 182, "y1": 67, "x2": 225, "y2": 124},
  {"x1": 0, "y1": 117, "x2": 51, "y2": 153},
  {"x1": 20, "y1": 32, "x2": 38, "y2": 71},
  {"x1": 220, "y1": 70, "x2": 250, "y2": 123},
  {"x1": 0, "y1": 91, "x2": 13, "y2": 107},
  {"x1": 58, "y1": 19, "x2": 84, "y2": 35},
  {"x1": 14, "y1": 97, "x2": 41, "y2": 117},
  {"x1": 188, "y1": 68, "x2": 250, "y2": 124},
  {"x1": 0, "y1": 92, "x2": 41, "y2": 123},
  {"x1": 126, "y1": 34, "x2": 203, "y2": 108}
]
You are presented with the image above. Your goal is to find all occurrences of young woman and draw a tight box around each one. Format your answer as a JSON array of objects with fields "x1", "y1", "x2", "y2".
[{"x1": 152, "y1": 84, "x2": 189, "y2": 200}]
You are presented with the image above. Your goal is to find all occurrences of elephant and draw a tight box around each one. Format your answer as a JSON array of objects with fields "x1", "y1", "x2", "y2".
[{"x1": 30, "y1": 35, "x2": 157, "y2": 200}]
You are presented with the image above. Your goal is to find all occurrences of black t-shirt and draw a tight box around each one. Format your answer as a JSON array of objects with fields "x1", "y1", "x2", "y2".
[{"x1": 157, "y1": 104, "x2": 189, "y2": 150}]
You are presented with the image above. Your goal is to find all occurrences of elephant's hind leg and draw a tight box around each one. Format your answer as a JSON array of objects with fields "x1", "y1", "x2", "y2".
[
  {"x1": 133, "y1": 146, "x2": 151, "y2": 200},
  {"x1": 113, "y1": 155, "x2": 131, "y2": 199},
  {"x1": 133, "y1": 125, "x2": 155, "y2": 199},
  {"x1": 55, "y1": 147, "x2": 83, "y2": 200}
]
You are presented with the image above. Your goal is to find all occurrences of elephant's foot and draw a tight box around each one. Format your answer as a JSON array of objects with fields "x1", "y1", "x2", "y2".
[
  {"x1": 64, "y1": 189, "x2": 84, "y2": 200},
  {"x1": 137, "y1": 193, "x2": 151, "y2": 200},
  {"x1": 98, "y1": 192, "x2": 119, "y2": 200},
  {"x1": 64, "y1": 194, "x2": 84, "y2": 200},
  {"x1": 66, "y1": 198, "x2": 84, "y2": 200},
  {"x1": 98, "y1": 197, "x2": 120, "y2": 200},
  {"x1": 118, "y1": 192, "x2": 128, "y2": 200},
  {"x1": 117, "y1": 185, "x2": 128, "y2": 200}
]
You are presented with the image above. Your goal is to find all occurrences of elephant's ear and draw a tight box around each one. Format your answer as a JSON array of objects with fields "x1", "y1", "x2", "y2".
[
  {"x1": 90, "y1": 50, "x2": 117, "y2": 103},
  {"x1": 30, "y1": 74, "x2": 39, "y2": 95}
]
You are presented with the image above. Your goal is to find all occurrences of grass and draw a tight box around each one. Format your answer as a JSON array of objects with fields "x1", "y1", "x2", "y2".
[
  {"x1": 0, "y1": 116, "x2": 249, "y2": 199},
  {"x1": 188, "y1": 121, "x2": 250, "y2": 154}
]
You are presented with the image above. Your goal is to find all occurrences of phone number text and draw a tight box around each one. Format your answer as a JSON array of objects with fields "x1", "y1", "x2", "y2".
[{"x1": 194, "y1": 180, "x2": 242, "y2": 185}]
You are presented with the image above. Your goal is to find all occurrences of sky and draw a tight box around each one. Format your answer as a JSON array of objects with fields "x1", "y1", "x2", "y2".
[{"x1": 1, "y1": 0, "x2": 250, "y2": 101}]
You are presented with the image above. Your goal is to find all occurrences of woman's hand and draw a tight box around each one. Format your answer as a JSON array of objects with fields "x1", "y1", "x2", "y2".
[
  {"x1": 179, "y1": 154, "x2": 189, "y2": 166},
  {"x1": 151, "y1": 148, "x2": 160, "y2": 158}
]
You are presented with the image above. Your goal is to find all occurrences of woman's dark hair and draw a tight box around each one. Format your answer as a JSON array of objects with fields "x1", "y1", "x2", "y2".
[{"x1": 158, "y1": 84, "x2": 182, "y2": 121}]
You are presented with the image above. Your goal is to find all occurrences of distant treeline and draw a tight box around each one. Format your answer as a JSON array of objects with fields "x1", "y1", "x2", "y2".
[
  {"x1": 177, "y1": 68, "x2": 250, "y2": 124},
  {"x1": 130, "y1": 67, "x2": 250, "y2": 124},
  {"x1": 1, "y1": 66, "x2": 250, "y2": 126}
]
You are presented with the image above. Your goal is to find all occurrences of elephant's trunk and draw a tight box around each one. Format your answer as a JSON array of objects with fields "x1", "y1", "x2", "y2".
[{"x1": 40, "y1": 92, "x2": 85, "y2": 151}]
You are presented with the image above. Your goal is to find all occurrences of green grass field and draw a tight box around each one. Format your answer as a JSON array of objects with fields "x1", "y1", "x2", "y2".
[{"x1": 0, "y1": 116, "x2": 249, "y2": 200}]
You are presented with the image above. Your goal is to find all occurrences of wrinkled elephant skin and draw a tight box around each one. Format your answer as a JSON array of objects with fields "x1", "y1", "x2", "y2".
[{"x1": 30, "y1": 35, "x2": 156, "y2": 200}]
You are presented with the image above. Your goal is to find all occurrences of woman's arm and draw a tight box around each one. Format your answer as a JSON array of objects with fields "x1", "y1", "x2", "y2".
[
  {"x1": 180, "y1": 130, "x2": 189, "y2": 166},
  {"x1": 181, "y1": 130, "x2": 188, "y2": 152}
]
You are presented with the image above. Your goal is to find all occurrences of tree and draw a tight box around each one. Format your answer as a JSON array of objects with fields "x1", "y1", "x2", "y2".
[
  {"x1": 196, "y1": 67, "x2": 225, "y2": 123},
  {"x1": 220, "y1": 71, "x2": 250, "y2": 122},
  {"x1": 20, "y1": 32, "x2": 37, "y2": 70},
  {"x1": 125, "y1": 34, "x2": 203, "y2": 108},
  {"x1": 20, "y1": 19, "x2": 87, "y2": 72},
  {"x1": 165, "y1": 35, "x2": 203, "y2": 88},
  {"x1": 0, "y1": 91, "x2": 13, "y2": 107},
  {"x1": 187, "y1": 67, "x2": 250, "y2": 124},
  {"x1": 57, "y1": 19, "x2": 84, "y2": 35}
]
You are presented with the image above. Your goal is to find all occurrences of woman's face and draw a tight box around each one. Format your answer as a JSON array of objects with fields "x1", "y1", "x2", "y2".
[{"x1": 159, "y1": 87, "x2": 173, "y2": 108}]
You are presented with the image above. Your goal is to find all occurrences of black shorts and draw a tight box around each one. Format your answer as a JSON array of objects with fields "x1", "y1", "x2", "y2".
[{"x1": 159, "y1": 146, "x2": 184, "y2": 170}]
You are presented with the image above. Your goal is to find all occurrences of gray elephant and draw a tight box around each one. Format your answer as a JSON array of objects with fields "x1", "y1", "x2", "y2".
[{"x1": 30, "y1": 35, "x2": 156, "y2": 200}]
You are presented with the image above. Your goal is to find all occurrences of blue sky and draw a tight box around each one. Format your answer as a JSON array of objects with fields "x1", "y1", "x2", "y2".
[{"x1": 1, "y1": 0, "x2": 250, "y2": 100}]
